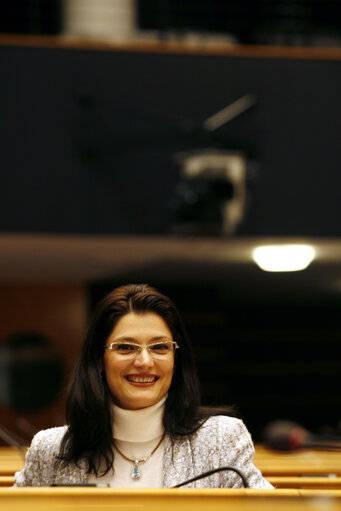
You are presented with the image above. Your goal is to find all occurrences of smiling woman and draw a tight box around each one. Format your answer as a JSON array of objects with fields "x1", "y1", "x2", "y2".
[
  {"x1": 13, "y1": 284, "x2": 273, "y2": 489},
  {"x1": 103, "y1": 312, "x2": 176, "y2": 410}
]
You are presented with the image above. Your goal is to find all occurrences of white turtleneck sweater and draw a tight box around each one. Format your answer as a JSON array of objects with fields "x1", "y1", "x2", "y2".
[{"x1": 88, "y1": 397, "x2": 166, "y2": 487}]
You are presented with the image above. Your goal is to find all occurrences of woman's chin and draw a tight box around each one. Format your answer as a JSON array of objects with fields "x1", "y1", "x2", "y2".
[{"x1": 120, "y1": 390, "x2": 162, "y2": 410}]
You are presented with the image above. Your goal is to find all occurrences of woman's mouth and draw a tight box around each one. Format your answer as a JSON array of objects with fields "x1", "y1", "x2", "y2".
[{"x1": 125, "y1": 375, "x2": 159, "y2": 384}]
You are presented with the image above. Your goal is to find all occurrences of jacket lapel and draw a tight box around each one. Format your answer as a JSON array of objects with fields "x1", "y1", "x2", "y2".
[{"x1": 163, "y1": 435, "x2": 196, "y2": 488}]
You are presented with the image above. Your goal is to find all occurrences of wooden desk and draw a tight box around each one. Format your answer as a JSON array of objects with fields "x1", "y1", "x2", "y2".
[
  {"x1": 3, "y1": 476, "x2": 341, "y2": 490},
  {"x1": 269, "y1": 477, "x2": 341, "y2": 489},
  {"x1": 1, "y1": 488, "x2": 341, "y2": 511},
  {"x1": 0, "y1": 447, "x2": 25, "y2": 476},
  {"x1": 0, "y1": 476, "x2": 14, "y2": 487},
  {"x1": 255, "y1": 445, "x2": 341, "y2": 476}
]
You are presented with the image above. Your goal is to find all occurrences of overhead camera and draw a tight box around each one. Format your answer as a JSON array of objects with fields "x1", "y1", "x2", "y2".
[{"x1": 170, "y1": 150, "x2": 247, "y2": 236}]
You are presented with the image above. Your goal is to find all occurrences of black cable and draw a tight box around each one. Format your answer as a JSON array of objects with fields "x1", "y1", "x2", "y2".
[{"x1": 172, "y1": 466, "x2": 249, "y2": 488}]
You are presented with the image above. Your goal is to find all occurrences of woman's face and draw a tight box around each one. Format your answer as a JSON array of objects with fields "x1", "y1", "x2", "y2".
[{"x1": 103, "y1": 312, "x2": 175, "y2": 410}]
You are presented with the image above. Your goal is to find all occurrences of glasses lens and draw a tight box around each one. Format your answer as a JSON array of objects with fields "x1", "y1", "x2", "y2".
[
  {"x1": 109, "y1": 341, "x2": 176, "y2": 358},
  {"x1": 112, "y1": 343, "x2": 139, "y2": 356},
  {"x1": 148, "y1": 341, "x2": 173, "y2": 357}
]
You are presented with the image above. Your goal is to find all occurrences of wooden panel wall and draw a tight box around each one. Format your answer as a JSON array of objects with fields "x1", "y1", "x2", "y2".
[{"x1": 0, "y1": 285, "x2": 87, "y2": 443}]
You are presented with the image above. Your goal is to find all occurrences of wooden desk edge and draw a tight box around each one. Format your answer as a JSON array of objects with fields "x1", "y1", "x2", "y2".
[
  {"x1": 3, "y1": 488, "x2": 341, "y2": 496},
  {"x1": 0, "y1": 488, "x2": 297, "y2": 496},
  {"x1": 1, "y1": 34, "x2": 341, "y2": 61}
]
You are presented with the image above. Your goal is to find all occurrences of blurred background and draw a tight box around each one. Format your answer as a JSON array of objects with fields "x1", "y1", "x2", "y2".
[{"x1": 0, "y1": 0, "x2": 341, "y2": 446}]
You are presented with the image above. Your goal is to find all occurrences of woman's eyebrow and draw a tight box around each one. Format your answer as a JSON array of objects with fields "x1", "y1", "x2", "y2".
[
  {"x1": 111, "y1": 336, "x2": 138, "y2": 342},
  {"x1": 112, "y1": 335, "x2": 172, "y2": 342},
  {"x1": 149, "y1": 336, "x2": 173, "y2": 342}
]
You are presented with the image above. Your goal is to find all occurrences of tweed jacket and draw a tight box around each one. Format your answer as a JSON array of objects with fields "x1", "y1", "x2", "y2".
[{"x1": 14, "y1": 416, "x2": 273, "y2": 489}]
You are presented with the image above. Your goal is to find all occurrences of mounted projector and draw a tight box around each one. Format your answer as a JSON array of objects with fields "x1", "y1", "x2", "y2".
[{"x1": 171, "y1": 150, "x2": 247, "y2": 236}]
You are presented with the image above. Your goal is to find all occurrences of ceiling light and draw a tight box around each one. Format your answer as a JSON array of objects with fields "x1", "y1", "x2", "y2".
[{"x1": 252, "y1": 244, "x2": 316, "y2": 272}]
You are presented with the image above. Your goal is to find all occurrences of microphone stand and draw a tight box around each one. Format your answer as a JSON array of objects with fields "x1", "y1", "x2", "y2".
[{"x1": 172, "y1": 466, "x2": 249, "y2": 488}]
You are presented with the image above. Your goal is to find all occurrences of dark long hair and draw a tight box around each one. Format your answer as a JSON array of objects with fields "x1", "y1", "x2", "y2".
[{"x1": 59, "y1": 283, "x2": 233, "y2": 475}]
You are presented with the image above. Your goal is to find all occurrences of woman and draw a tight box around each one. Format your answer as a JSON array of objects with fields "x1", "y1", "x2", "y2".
[{"x1": 14, "y1": 284, "x2": 272, "y2": 488}]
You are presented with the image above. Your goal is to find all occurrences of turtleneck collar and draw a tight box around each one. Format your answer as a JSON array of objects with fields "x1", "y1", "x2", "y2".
[{"x1": 112, "y1": 395, "x2": 166, "y2": 442}]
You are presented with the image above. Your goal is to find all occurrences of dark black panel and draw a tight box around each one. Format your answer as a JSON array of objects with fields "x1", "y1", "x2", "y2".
[
  {"x1": 137, "y1": 1, "x2": 341, "y2": 45},
  {"x1": 0, "y1": 1, "x2": 61, "y2": 34},
  {"x1": 0, "y1": 43, "x2": 341, "y2": 235}
]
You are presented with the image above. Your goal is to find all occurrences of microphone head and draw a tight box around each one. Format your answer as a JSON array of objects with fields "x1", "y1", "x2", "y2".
[{"x1": 263, "y1": 420, "x2": 308, "y2": 451}]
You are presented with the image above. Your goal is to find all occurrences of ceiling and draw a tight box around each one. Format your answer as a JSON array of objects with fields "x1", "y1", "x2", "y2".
[{"x1": 1, "y1": 234, "x2": 341, "y2": 304}]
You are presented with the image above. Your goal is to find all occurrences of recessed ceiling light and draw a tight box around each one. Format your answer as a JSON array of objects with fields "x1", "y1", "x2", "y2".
[{"x1": 252, "y1": 244, "x2": 316, "y2": 272}]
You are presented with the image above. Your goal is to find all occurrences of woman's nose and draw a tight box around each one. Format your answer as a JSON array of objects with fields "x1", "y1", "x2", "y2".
[{"x1": 133, "y1": 347, "x2": 154, "y2": 366}]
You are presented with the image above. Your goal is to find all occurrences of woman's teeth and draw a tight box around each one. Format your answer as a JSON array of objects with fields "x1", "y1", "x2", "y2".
[{"x1": 126, "y1": 376, "x2": 157, "y2": 383}]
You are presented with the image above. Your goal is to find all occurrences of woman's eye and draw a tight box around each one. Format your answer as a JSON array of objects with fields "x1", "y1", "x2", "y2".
[
  {"x1": 116, "y1": 343, "x2": 136, "y2": 352},
  {"x1": 151, "y1": 343, "x2": 170, "y2": 352}
]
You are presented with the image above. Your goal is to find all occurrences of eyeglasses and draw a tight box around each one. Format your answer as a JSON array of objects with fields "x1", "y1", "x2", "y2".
[{"x1": 105, "y1": 340, "x2": 179, "y2": 359}]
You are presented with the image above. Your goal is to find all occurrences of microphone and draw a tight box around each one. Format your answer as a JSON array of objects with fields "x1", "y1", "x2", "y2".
[
  {"x1": 172, "y1": 466, "x2": 249, "y2": 488},
  {"x1": 263, "y1": 420, "x2": 341, "y2": 451},
  {"x1": 51, "y1": 483, "x2": 110, "y2": 487}
]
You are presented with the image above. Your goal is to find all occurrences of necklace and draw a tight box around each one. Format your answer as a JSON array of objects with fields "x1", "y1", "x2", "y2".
[{"x1": 114, "y1": 433, "x2": 165, "y2": 480}]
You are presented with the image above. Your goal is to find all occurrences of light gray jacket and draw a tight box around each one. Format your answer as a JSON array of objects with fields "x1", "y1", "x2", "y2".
[{"x1": 14, "y1": 416, "x2": 273, "y2": 489}]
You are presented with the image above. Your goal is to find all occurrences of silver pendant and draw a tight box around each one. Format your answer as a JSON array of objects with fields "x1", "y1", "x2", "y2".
[{"x1": 132, "y1": 461, "x2": 141, "y2": 480}]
